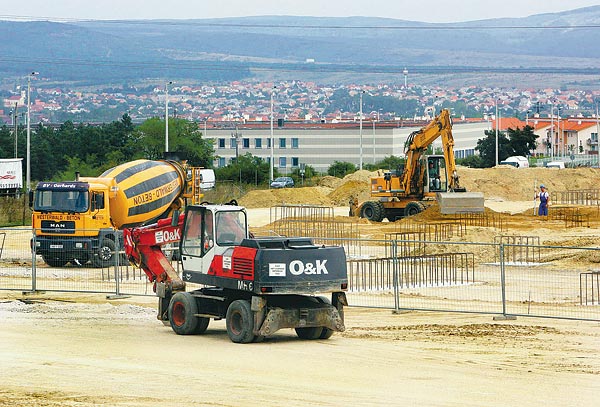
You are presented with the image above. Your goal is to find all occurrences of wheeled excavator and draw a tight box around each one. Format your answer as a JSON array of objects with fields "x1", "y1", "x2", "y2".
[
  {"x1": 124, "y1": 200, "x2": 348, "y2": 343},
  {"x1": 352, "y1": 108, "x2": 484, "y2": 221}
]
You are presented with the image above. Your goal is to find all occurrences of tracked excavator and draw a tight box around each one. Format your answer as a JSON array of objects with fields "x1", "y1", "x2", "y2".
[{"x1": 352, "y1": 108, "x2": 484, "y2": 221}]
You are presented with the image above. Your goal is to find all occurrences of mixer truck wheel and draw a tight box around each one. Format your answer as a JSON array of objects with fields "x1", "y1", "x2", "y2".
[
  {"x1": 226, "y1": 300, "x2": 256, "y2": 343},
  {"x1": 168, "y1": 292, "x2": 204, "y2": 335},
  {"x1": 92, "y1": 239, "x2": 115, "y2": 268}
]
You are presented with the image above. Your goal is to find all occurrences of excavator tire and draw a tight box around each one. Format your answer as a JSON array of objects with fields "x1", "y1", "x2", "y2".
[
  {"x1": 360, "y1": 201, "x2": 385, "y2": 222},
  {"x1": 226, "y1": 300, "x2": 256, "y2": 344},
  {"x1": 169, "y1": 292, "x2": 202, "y2": 335},
  {"x1": 316, "y1": 296, "x2": 335, "y2": 339},
  {"x1": 295, "y1": 326, "x2": 324, "y2": 340},
  {"x1": 404, "y1": 201, "x2": 423, "y2": 217}
]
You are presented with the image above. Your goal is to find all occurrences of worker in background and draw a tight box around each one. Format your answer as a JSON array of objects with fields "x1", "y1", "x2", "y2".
[{"x1": 536, "y1": 184, "x2": 550, "y2": 217}]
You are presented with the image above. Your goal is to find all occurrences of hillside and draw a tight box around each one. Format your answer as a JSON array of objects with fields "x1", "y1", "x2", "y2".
[{"x1": 2, "y1": 7, "x2": 600, "y2": 84}]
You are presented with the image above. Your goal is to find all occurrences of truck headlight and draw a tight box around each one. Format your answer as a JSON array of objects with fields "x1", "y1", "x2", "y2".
[{"x1": 75, "y1": 243, "x2": 83, "y2": 249}]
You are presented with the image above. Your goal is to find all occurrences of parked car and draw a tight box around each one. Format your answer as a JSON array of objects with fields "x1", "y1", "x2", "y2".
[
  {"x1": 499, "y1": 156, "x2": 529, "y2": 168},
  {"x1": 546, "y1": 161, "x2": 565, "y2": 169},
  {"x1": 270, "y1": 176, "x2": 294, "y2": 188}
]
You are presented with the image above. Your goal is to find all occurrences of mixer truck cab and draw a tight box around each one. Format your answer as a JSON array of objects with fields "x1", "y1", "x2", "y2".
[
  {"x1": 31, "y1": 159, "x2": 203, "y2": 268},
  {"x1": 32, "y1": 179, "x2": 114, "y2": 267}
]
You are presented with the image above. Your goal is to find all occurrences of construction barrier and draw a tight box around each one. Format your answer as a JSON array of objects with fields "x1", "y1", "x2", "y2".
[{"x1": 1, "y1": 228, "x2": 599, "y2": 322}]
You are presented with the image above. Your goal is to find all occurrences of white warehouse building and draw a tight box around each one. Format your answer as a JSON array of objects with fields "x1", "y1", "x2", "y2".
[{"x1": 204, "y1": 120, "x2": 489, "y2": 173}]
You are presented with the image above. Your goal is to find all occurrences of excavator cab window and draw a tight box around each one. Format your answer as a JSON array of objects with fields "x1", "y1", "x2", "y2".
[
  {"x1": 181, "y1": 207, "x2": 214, "y2": 257},
  {"x1": 215, "y1": 210, "x2": 247, "y2": 246},
  {"x1": 427, "y1": 157, "x2": 447, "y2": 192}
]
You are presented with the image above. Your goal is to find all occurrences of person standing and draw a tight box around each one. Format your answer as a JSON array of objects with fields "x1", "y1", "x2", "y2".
[{"x1": 536, "y1": 184, "x2": 550, "y2": 216}]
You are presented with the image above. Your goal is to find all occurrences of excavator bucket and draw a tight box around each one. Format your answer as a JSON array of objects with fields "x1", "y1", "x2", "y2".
[{"x1": 436, "y1": 192, "x2": 485, "y2": 214}]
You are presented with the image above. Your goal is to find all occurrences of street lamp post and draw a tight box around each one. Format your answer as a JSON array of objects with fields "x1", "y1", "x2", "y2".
[
  {"x1": 26, "y1": 71, "x2": 39, "y2": 193},
  {"x1": 165, "y1": 81, "x2": 173, "y2": 153},
  {"x1": 12, "y1": 102, "x2": 18, "y2": 158},
  {"x1": 596, "y1": 102, "x2": 600, "y2": 168},
  {"x1": 495, "y1": 100, "x2": 499, "y2": 166},
  {"x1": 359, "y1": 90, "x2": 365, "y2": 170},
  {"x1": 270, "y1": 86, "x2": 276, "y2": 184}
]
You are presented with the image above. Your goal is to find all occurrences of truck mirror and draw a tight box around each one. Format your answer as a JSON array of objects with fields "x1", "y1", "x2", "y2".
[{"x1": 28, "y1": 191, "x2": 34, "y2": 208}]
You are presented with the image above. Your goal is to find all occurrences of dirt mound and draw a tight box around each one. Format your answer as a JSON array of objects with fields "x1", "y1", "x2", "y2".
[
  {"x1": 459, "y1": 166, "x2": 600, "y2": 201},
  {"x1": 238, "y1": 167, "x2": 600, "y2": 208},
  {"x1": 318, "y1": 176, "x2": 343, "y2": 189},
  {"x1": 238, "y1": 186, "x2": 334, "y2": 208}
]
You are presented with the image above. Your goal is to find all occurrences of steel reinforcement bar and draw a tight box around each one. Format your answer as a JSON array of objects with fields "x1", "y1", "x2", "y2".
[{"x1": 347, "y1": 252, "x2": 475, "y2": 292}]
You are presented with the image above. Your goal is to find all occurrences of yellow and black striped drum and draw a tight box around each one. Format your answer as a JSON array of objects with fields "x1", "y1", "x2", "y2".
[{"x1": 99, "y1": 160, "x2": 185, "y2": 228}]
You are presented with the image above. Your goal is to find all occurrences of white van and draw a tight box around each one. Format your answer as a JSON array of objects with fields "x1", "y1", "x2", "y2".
[
  {"x1": 546, "y1": 161, "x2": 565, "y2": 169},
  {"x1": 499, "y1": 156, "x2": 529, "y2": 168},
  {"x1": 199, "y1": 169, "x2": 216, "y2": 190}
]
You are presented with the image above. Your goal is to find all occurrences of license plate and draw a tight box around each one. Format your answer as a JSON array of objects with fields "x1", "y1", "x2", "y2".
[{"x1": 49, "y1": 244, "x2": 63, "y2": 249}]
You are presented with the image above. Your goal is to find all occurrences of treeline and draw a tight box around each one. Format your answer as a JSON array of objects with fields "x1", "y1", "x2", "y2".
[{"x1": 0, "y1": 114, "x2": 214, "y2": 182}]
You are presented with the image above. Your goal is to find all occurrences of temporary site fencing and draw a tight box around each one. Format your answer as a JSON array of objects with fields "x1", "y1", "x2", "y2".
[{"x1": 1, "y1": 226, "x2": 599, "y2": 322}]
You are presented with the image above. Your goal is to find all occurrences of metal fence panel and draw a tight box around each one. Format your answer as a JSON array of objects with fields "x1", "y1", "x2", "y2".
[
  {"x1": 1, "y1": 228, "x2": 599, "y2": 322},
  {"x1": 502, "y1": 244, "x2": 600, "y2": 321},
  {"x1": 0, "y1": 228, "x2": 33, "y2": 291}
]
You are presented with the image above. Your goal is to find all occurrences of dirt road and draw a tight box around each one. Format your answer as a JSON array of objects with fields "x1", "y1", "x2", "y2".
[{"x1": 0, "y1": 295, "x2": 598, "y2": 407}]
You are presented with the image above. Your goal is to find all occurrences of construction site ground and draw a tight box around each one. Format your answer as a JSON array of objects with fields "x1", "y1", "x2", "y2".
[{"x1": 1, "y1": 166, "x2": 600, "y2": 406}]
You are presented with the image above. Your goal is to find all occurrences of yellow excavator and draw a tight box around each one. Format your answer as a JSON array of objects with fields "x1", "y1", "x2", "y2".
[{"x1": 352, "y1": 108, "x2": 484, "y2": 221}]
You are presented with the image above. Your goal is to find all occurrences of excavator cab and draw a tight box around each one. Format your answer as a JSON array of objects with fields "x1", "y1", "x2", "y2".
[
  {"x1": 180, "y1": 204, "x2": 249, "y2": 276},
  {"x1": 425, "y1": 156, "x2": 447, "y2": 193}
]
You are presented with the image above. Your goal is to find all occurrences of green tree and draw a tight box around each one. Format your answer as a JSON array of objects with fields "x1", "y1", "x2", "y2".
[
  {"x1": 328, "y1": 161, "x2": 357, "y2": 178},
  {"x1": 458, "y1": 155, "x2": 485, "y2": 168},
  {"x1": 215, "y1": 154, "x2": 271, "y2": 186},
  {"x1": 475, "y1": 130, "x2": 511, "y2": 168},
  {"x1": 130, "y1": 117, "x2": 214, "y2": 166},
  {"x1": 507, "y1": 125, "x2": 537, "y2": 157}
]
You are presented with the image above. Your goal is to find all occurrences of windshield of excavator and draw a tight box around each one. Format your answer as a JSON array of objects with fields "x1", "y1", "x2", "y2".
[
  {"x1": 34, "y1": 183, "x2": 89, "y2": 213},
  {"x1": 215, "y1": 210, "x2": 247, "y2": 246}
]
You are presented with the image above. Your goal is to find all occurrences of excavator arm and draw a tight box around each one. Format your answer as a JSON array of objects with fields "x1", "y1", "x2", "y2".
[
  {"x1": 402, "y1": 109, "x2": 462, "y2": 194},
  {"x1": 123, "y1": 213, "x2": 186, "y2": 293}
]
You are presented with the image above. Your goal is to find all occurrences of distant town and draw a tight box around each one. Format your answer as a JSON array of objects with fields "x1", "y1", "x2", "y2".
[{"x1": 2, "y1": 79, "x2": 600, "y2": 126}]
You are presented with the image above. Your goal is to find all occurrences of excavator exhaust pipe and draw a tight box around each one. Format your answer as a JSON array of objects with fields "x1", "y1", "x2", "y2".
[{"x1": 436, "y1": 192, "x2": 485, "y2": 215}]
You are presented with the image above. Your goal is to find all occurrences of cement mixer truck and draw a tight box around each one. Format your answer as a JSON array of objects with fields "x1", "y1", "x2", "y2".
[{"x1": 31, "y1": 159, "x2": 204, "y2": 267}]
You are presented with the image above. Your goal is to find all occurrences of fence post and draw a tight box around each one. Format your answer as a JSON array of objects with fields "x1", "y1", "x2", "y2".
[
  {"x1": 392, "y1": 239, "x2": 400, "y2": 313},
  {"x1": 31, "y1": 230, "x2": 37, "y2": 292},
  {"x1": 107, "y1": 231, "x2": 129, "y2": 300},
  {"x1": 494, "y1": 242, "x2": 517, "y2": 321}
]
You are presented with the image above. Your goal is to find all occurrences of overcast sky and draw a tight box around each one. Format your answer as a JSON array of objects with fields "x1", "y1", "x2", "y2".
[{"x1": 2, "y1": 0, "x2": 599, "y2": 23}]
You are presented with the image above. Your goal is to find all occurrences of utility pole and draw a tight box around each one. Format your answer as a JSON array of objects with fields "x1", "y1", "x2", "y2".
[
  {"x1": 165, "y1": 81, "x2": 173, "y2": 153},
  {"x1": 12, "y1": 102, "x2": 18, "y2": 158},
  {"x1": 26, "y1": 71, "x2": 39, "y2": 193},
  {"x1": 359, "y1": 90, "x2": 365, "y2": 170},
  {"x1": 270, "y1": 86, "x2": 276, "y2": 184}
]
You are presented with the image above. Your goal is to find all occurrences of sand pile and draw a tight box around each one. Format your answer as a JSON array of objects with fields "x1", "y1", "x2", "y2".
[
  {"x1": 459, "y1": 166, "x2": 600, "y2": 201},
  {"x1": 238, "y1": 186, "x2": 334, "y2": 208},
  {"x1": 239, "y1": 166, "x2": 600, "y2": 208}
]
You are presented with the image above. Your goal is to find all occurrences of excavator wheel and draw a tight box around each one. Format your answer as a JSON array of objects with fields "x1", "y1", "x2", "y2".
[
  {"x1": 360, "y1": 201, "x2": 385, "y2": 222},
  {"x1": 404, "y1": 201, "x2": 423, "y2": 217},
  {"x1": 226, "y1": 300, "x2": 256, "y2": 344},
  {"x1": 295, "y1": 326, "x2": 324, "y2": 340},
  {"x1": 168, "y1": 292, "x2": 208, "y2": 335}
]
